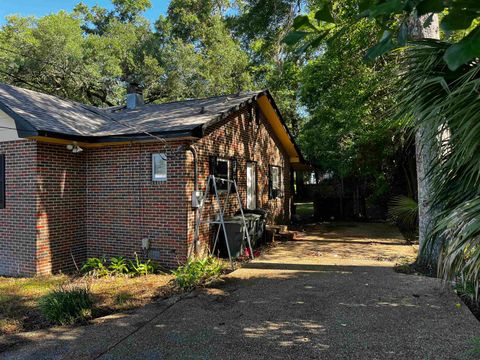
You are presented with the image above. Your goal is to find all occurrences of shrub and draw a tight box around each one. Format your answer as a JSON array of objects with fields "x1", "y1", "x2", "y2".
[
  {"x1": 109, "y1": 256, "x2": 129, "y2": 275},
  {"x1": 128, "y1": 253, "x2": 156, "y2": 276},
  {"x1": 454, "y1": 280, "x2": 478, "y2": 303},
  {"x1": 470, "y1": 337, "x2": 480, "y2": 356},
  {"x1": 39, "y1": 285, "x2": 94, "y2": 325},
  {"x1": 81, "y1": 254, "x2": 157, "y2": 277},
  {"x1": 171, "y1": 256, "x2": 223, "y2": 292},
  {"x1": 81, "y1": 257, "x2": 109, "y2": 277},
  {"x1": 388, "y1": 195, "x2": 418, "y2": 242}
]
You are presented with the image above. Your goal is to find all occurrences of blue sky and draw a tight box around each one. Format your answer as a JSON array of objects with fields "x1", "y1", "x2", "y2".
[{"x1": 0, "y1": 0, "x2": 170, "y2": 24}]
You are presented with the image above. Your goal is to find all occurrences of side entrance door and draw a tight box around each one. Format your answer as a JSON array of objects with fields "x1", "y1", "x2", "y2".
[{"x1": 246, "y1": 162, "x2": 257, "y2": 209}]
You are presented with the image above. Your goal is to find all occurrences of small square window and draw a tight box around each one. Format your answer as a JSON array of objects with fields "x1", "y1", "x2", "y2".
[{"x1": 152, "y1": 153, "x2": 167, "y2": 181}]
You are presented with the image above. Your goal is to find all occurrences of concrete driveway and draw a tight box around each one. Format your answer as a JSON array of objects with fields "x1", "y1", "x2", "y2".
[{"x1": 2, "y1": 222, "x2": 479, "y2": 359}]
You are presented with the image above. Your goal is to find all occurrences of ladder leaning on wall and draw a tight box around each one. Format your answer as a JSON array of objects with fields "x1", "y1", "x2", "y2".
[{"x1": 191, "y1": 174, "x2": 254, "y2": 268}]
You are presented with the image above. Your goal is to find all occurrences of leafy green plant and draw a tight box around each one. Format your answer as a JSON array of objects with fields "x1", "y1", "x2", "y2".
[
  {"x1": 171, "y1": 256, "x2": 223, "y2": 292},
  {"x1": 389, "y1": 195, "x2": 419, "y2": 242},
  {"x1": 454, "y1": 280, "x2": 478, "y2": 304},
  {"x1": 393, "y1": 41, "x2": 480, "y2": 297},
  {"x1": 389, "y1": 195, "x2": 418, "y2": 227},
  {"x1": 38, "y1": 285, "x2": 94, "y2": 325},
  {"x1": 285, "y1": 0, "x2": 480, "y2": 71},
  {"x1": 469, "y1": 337, "x2": 480, "y2": 356},
  {"x1": 109, "y1": 256, "x2": 129, "y2": 275},
  {"x1": 128, "y1": 253, "x2": 156, "y2": 276},
  {"x1": 81, "y1": 257, "x2": 109, "y2": 277}
]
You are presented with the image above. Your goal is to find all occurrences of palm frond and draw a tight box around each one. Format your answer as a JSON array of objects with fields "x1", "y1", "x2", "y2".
[
  {"x1": 395, "y1": 39, "x2": 480, "y2": 298},
  {"x1": 389, "y1": 195, "x2": 418, "y2": 228}
]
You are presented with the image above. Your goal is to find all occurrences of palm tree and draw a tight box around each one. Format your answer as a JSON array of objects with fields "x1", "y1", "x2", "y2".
[{"x1": 398, "y1": 40, "x2": 480, "y2": 296}]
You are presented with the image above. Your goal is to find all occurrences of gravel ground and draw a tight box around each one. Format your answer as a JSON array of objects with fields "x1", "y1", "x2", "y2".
[{"x1": 2, "y1": 222, "x2": 479, "y2": 359}]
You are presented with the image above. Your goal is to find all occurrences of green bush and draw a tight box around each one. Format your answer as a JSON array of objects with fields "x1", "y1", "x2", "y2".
[
  {"x1": 81, "y1": 257, "x2": 109, "y2": 277},
  {"x1": 109, "y1": 256, "x2": 129, "y2": 275},
  {"x1": 388, "y1": 195, "x2": 419, "y2": 242},
  {"x1": 128, "y1": 253, "x2": 157, "y2": 276},
  {"x1": 470, "y1": 337, "x2": 480, "y2": 355},
  {"x1": 39, "y1": 286, "x2": 94, "y2": 325},
  {"x1": 81, "y1": 254, "x2": 157, "y2": 277},
  {"x1": 171, "y1": 256, "x2": 223, "y2": 291},
  {"x1": 454, "y1": 280, "x2": 478, "y2": 303}
]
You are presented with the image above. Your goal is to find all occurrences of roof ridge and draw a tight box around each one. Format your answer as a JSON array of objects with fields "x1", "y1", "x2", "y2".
[{"x1": 124, "y1": 90, "x2": 264, "y2": 109}]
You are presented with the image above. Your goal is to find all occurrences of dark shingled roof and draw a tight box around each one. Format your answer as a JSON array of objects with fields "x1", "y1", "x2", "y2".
[{"x1": 0, "y1": 83, "x2": 265, "y2": 141}]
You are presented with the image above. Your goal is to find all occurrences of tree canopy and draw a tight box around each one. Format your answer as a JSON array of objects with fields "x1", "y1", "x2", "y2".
[
  {"x1": 0, "y1": 0, "x2": 251, "y2": 106},
  {"x1": 285, "y1": 0, "x2": 480, "y2": 70},
  {"x1": 285, "y1": 0, "x2": 480, "y2": 294}
]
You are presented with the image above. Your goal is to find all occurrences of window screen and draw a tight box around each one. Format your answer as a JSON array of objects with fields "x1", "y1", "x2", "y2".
[{"x1": 152, "y1": 153, "x2": 167, "y2": 181}]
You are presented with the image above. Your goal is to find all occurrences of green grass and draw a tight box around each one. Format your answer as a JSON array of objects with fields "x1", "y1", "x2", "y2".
[
  {"x1": 0, "y1": 274, "x2": 173, "y2": 335},
  {"x1": 0, "y1": 275, "x2": 67, "y2": 334},
  {"x1": 295, "y1": 202, "x2": 314, "y2": 217}
]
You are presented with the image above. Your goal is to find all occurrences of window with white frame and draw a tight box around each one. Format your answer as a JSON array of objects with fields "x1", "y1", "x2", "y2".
[
  {"x1": 269, "y1": 165, "x2": 283, "y2": 199},
  {"x1": 152, "y1": 153, "x2": 167, "y2": 181}
]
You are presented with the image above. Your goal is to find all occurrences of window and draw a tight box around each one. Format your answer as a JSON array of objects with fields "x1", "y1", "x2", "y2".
[
  {"x1": 216, "y1": 158, "x2": 230, "y2": 181},
  {"x1": 152, "y1": 153, "x2": 167, "y2": 181},
  {"x1": 209, "y1": 156, "x2": 237, "y2": 192},
  {"x1": 210, "y1": 156, "x2": 229, "y2": 191},
  {"x1": 246, "y1": 162, "x2": 257, "y2": 209},
  {"x1": 269, "y1": 165, "x2": 283, "y2": 199},
  {"x1": 0, "y1": 154, "x2": 4, "y2": 209}
]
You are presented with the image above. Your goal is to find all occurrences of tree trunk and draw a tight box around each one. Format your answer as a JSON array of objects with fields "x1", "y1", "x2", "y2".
[
  {"x1": 408, "y1": 14, "x2": 441, "y2": 267},
  {"x1": 339, "y1": 176, "x2": 345, "y2": 219}
]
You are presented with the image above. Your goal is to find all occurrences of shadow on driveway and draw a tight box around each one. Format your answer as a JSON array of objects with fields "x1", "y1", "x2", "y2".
[{"x1": 2, "y1": 222, "x2": 479, "y2": 359}]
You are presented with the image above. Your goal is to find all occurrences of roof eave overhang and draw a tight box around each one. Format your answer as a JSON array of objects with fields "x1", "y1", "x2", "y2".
[
  {"x1": 26, "y1": 130, "x2": 199, "y2": 148},
  {"x1": 256, "y1": 91, "x2": 307, "y2": 168}
]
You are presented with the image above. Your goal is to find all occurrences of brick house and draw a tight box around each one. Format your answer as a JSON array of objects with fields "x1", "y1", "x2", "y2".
[{"x1": 0, "y1": 83, "x2": 306, "y2": 276}]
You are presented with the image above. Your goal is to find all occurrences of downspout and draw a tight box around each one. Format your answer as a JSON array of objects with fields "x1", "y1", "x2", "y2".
[
  {"x1": 187, "y1": 144, "x2": 198, "y2": 192},
  {"x1": 178, "y1": 144, "x2": 200, "y2": 256},
  {"x1": 188, "y1": 144, "x2": 200, "y2": 256}
]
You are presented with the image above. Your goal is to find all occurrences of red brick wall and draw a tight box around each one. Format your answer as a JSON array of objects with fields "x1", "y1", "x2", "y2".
[
  {"x1": 36, "y1": 143, "x2": 87, "y2": 275},
  {"x1": 85, "y1": 141, "x2": 190, "y2": 267},
  {"x1": 186, "y1": 106, "x2": 292, "y2": 250},
  {"x1": 0, "y1": 140, "x2": 37, "y2": 276},
  {"x1": 0, "y1": 103, "x2": 292, "y2": 276}
]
